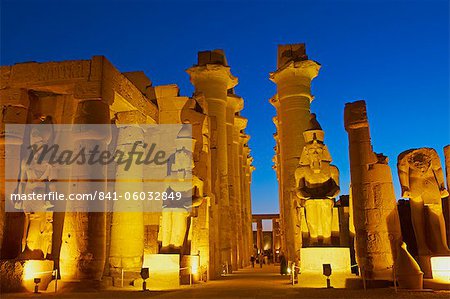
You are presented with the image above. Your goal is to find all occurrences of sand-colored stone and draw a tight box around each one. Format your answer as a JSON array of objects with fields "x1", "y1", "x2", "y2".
[
  {"x1": 344, "y1": 100, "x2": 402, "y2": 280},
  {"x1": 0, "y1": 52, "x2": 253, "y2": 289},
  {"x1": 397, "y1": 147, "x2": 450, "y2": 278},
  {"x1": 295, "y1": 114, "x2": 340, "y2": 245},
  {"x1": 270, "y1": 44, "x2": 320, "y2": 263},
  {"x1": 187, "y1": 50, "x2": 238, "y2": 273}
]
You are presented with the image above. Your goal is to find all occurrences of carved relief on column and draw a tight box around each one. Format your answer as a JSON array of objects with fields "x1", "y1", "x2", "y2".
[
  {"x1": 344, "y1": 100, "x2": 402, "y2": 280},
  {"x1": 0, "y1": 88, "x2": 30, "y2": 258},
  {"x1": 269, "y1": 44, "x2": 320, "y2": 263},
  {"x1": 109, "y1": 110, "x2": 146, "y2": 278},
  {"x1": 60, "y1": 98, "x2": 111, "y2": 281},
  {"x1": 187, "y1": 50, "x2": 238, "y2": 270}
]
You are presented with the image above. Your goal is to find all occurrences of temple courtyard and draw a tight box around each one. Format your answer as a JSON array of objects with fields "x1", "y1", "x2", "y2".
[{"x1": 3, "y1": 265, "x2": 449, "y2": 299}]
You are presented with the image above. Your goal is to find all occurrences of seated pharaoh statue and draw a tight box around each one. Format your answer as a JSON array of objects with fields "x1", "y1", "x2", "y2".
[
  {"x1": 15, "y1": 116, "x2": 54, "y2": 260},
  {"x1": 295, "y1": 114, "x2": 340, "y2": 245},
  {"x1": 397, "y1": 148, "x2": 450, "y2": 257},
  {"x1": 159, "y1": 124, "x2": 204, "y2": 254}
]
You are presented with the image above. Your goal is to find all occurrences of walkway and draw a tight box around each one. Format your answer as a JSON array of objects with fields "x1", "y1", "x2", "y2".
[{"x1": 3, "y1": 265, "x2": 449, "y2": 298}]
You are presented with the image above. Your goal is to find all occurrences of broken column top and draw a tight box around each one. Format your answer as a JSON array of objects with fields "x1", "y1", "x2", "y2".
[
  {"x1": 277, "y1": 43, "x2": 308, "y2": 69},
  {"x1": 197, "y1": 49, "x2": 228, "y2": 66},
  {"x1": 344, "y1": 100, "x2": 369, "y2": 130}
]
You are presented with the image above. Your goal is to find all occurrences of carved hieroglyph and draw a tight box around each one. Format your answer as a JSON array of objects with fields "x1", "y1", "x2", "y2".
[
  {"x1": 295, "y1": 114, "x2": 339, "y2": 245},
  {"x1": 344, "y1": 100, "x2": 402, "y2": 280}
]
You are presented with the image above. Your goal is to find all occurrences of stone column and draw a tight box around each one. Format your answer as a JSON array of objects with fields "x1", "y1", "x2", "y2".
[
  {"x1": 60, "y1": 99, "x2": 111, "y2": 281},
  {"x1": 234, "y1": 116, "x2": 247, "y2": 267},
  {"x1": 344, "y1": 100, "x2": 402, "y2": 280},
  {"x1": 272, "y1": 218, "x2": 281, "y2": 262},
  {"x1": 187, "y1": 50, "x2": 238, "y2": 270},
  {"x1": 226, "y1": 94, "x2": 243, "y2": 271},
  {"x1": 256, "y1": 219, "x2": 263, "y2": 253},
  {"x1": 269, "y1": 44, "x2": 320, "y2": 262},
  {"x1": 444, "y1": 145, "x2": 450, "y2": 247},
  {"x1": 243, "y1": 148, "x2": 254, "y2": 260},
  {"x1": 0, "y1": 88, "x2": 29, "y2": 258},
  {"x1": 109, "y1": 111, "x2": 145, "y2": 278},
  {"x1": 272, "y1": 115, "x2": 285, "y2": 254}
]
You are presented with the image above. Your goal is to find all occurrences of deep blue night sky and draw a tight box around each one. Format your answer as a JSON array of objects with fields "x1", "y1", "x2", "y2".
[{"x1": 2, "y1": 0, "x2": 449, "y2": 214}]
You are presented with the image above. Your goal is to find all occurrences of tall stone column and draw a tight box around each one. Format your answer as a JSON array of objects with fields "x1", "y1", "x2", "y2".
[
  {"x1": 269, "y1": 44, "x2": 320, "y2": 262},
  {"x1": 187, "y1": 50, "x2": 238, "y2": 270},
  {"x1": 243, "y1": 146, "x2": 254, "y2": 260},
  {"x1": 0, "y1": 88, "x2": 29, "y2": 258},
  {"x1": 234, "y1": 116, "x2": 247, "y2": 267},
  {"x1": 443, "y1": 145, "x2": 450, "y2": 247},
  {"x1": 344, "y1": 100, "x2": 402, "y2": 280},
  {"x1": 60, "y1": 99, "x2": 111, "y2": 281},
  {"x1": 256, "y1": 219, "x2": 263, "y2": 253},
  {"x1": 226, "y1": 94, "x2": 244, "y2": 270},
  {"x1": 109, "y1": 111, "x2": 145, "y2": 277},
  {"x1": 271, "y1": 115, "x2": 285, "y2": 254}
]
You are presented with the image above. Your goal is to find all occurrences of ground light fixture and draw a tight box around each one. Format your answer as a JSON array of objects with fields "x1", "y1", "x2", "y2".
[
  {"x1": 33, "y1": 277, "x2": 41, "y2": 294},
  {"x1": 140, "y1": 268, "x2": 149, "y2": 291},
  {"x1": 323, "y1": 264, "x2": 332, "y2": 288}
]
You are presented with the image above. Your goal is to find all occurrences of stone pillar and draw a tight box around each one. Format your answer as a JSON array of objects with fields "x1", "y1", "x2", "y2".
[
  {"x1": 0, "y1": 88, "x2": 30, "y2": 258},
  {"x1": 256, "y1": 219, "x2": 263, "y2": 253},
  {"x1": 444, "y1": 145, "x2": 450, "y2": 247},
  {"x1": 234, "y1": 116, "x2": 247, "y2": 267},
  {"x1": 187, "y1": 50, "x2": 238, "y2": 270},
  {"x1": 272, "y1": 218, "x2": 281, "y2": 262},
  {"x1": 60, "y1": 99, "x2": 111, "y2": 281},
  {"x1": 226, "y1": 94, "x2": 243, "y2": 271},
  {"x1": 344, "y1": 100, "x2": 402, "y2": 280},
  {"x1": 243, "y1": 148, "x2": 254, "y2": 260},
  {"x1": 109, "y1": 111, "x2": 145, "y2": 277},
  {"x1": 269, "y1": 44, "x2": 320, "y2": 262}
]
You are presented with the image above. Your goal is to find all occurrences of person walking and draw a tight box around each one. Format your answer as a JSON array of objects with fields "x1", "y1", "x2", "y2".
[{"x1": 250, "y1": 255, "x2": 255, "y2": 268}]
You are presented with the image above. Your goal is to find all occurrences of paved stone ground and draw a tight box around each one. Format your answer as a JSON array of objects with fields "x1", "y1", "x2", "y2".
[{"x1": 3, "y1": 265, "x2": 450, "y2": 298}]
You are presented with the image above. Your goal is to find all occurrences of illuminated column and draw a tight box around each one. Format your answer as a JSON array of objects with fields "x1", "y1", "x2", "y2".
[
  {"x1": 271, "y1": 115, "x2": 285, "y2": 254},
  {"x1": 269, "y1": 44, "x2": 320, "y2": 262},
  {"x1": 60, "y1": 99, "x2": 111, "y2": 281},
  {"x1": 0, "y1": 89, "x2": 29, "y2": 257},
  {"x1": 444, "y1": 145, "x2": 450, "y2": 247},
  {"x1": 234, "y1": 116, "x2": 247, "y2": 267},
  {"x1": 226, "y1": 94, "x2": 244, "y2": 271},
  {"x1": 272, "y1": 218, "x2": 281, "y2": 262},
  {"x1": 256, "y1": 219, "x2": 263, "y2": 253},
  {"x1": 187, "y1": 50, "x2": 238, "y2": 270},
  {"x1": 109, "y1": 111, "x2": 145, "y2": 276},
  {"x1": 344, "y1": 100, "x2": 401, "y2": 280},
  {"x1": 243, "y1": 145, "x2": 254, "y2": 259}
]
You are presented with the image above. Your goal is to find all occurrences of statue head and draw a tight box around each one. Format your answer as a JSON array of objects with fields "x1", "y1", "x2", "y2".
[
  {"x1": 408, "y1": 152, "x2": 432, "y2": 174},
  {"x1": 30, "y1": 116, "x2": 53, "y2": 147},
  {"x1": 299, "y1": 114, "x2": 332, "y2": 172}
]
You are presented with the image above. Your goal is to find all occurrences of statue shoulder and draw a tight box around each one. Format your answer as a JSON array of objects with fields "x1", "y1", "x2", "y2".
[{"x1": 330, "y1": 164, "x2": 339, "y2": 175}]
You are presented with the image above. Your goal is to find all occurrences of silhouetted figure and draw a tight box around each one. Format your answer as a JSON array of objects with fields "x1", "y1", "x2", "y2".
[
  {"x1": 250, "y1": 255, "x2": 255, "y2": 268},
  {"x1": 280, "y1": 253, "x2": 288, "y2": 275}
]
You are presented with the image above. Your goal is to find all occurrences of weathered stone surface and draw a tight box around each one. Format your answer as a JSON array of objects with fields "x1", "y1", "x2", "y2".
[
  {"x1": 344, "y1": 100, "x2": 402, "y2": 280},
  {"x1": 270, "y1": 44, "x2": 320, "y2": 263}
]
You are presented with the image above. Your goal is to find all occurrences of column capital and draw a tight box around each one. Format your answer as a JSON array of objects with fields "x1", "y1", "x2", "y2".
[
  {"x1": 227, "y1": 94, "x2": 244, "y2": 112},
  {"x1": 269, "y1": 59, "x2": 320, "y2": 84},
  {"x1": 234, "y1": 116, "x2": 248, "y2": 131},
  {"x1": 344, "y1": 100, "x2": 370, "y2": 131},
  {"x1": 187, "y1": 64, "x2": 238, "y2": 90},
  {"x1": 269, "y1": 94, "x2": 279, "y2": 109}
]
